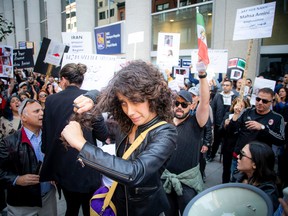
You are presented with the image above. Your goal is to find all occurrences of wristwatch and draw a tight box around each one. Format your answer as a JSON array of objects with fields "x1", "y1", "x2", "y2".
[{"x1": 261, "y1": 124, "x2": 265, "y2": 130}]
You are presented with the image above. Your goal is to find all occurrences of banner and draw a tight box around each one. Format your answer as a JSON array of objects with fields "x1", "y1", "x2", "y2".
[
  {"x1": 250, "y1": 77, "x2": 276, "y2": 105},
  {"x1": 13, "y1": 49, "x2": 34, "y2": 69},
  {"x1": 0, "y1": 46, "x2": 13, "y2": 78},
  {"x1": 61, "y1": 53, "x2": 117, "y2": 91},
  {"x1": 62, "y1": 32, "x2": 93, "y2": 54},
  {"x1": 233, "y1": 2, "x2": 276, "y2": 40}
]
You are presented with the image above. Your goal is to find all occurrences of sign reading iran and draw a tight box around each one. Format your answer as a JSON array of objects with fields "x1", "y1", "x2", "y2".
[
  {"x1": 233, "y1": 2, "x2": 276, "y2": 40},
  {"x1": 62, "y1": 32, "x2": 93, "y2": 54}
]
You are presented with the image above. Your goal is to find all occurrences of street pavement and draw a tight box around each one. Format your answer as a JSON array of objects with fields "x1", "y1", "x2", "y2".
[{"x1": 56, "y1": 154, "x2": 223, "y2": 216}]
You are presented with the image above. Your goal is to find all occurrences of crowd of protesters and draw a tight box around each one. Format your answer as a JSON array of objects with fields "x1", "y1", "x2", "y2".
[{"x1": 0, "y1": 64, "x2": 288, "y2": 216}]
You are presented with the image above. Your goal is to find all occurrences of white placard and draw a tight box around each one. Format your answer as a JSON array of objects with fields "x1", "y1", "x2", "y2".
[
  {"x1": 250, "y1": 77, "x2": 276, "y2": 105},
  {"x1": 62, "y1": 32, "x2": 93, "y2": 54},
  {"x1": 62, "y1": 53, "x2": 117, "y2": 91},
  {"x1": 156, "y1": 33, "x2": 180, "y2": 70},
  {"x1": 233, "y1": 2, "x2": 276, "y2": 41},
  {"x1": 44, "y1": 40, "x2": 66, "y2": 66},
  {"x1": 128, "y1": 31, "x2": 144, "y2": 44},
  {"x1": 191, "y1": 49, "x2": 228, "y2": 74}
]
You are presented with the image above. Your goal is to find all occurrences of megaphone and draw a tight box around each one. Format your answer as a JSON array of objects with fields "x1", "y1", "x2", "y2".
[{"x1": 183, "y1": 183, "x2": 273, "y2": 216}]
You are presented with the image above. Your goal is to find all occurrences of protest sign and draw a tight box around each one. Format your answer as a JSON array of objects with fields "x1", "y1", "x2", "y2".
[{"x1": 13, "y1": 49, "x2": 34, "y2": 69}]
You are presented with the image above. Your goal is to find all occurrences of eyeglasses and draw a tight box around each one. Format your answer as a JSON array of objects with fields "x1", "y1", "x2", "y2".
[
  {"x1": 175, "y1": 101, "x2": 189, "y2": 108},
  {"x1": 39, "y1": 94, "x2": 47, "y2": 98},
  {"x1": 239, "y1": 150, "x2": 253, "y2": 160},
  {"x1": 255, "y1": 97, "x2": 272, "y2": 104}
]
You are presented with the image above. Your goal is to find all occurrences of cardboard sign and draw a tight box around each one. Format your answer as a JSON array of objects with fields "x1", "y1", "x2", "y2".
[
  {"x1": 34, "y1": 37, "x2": 69, "y2": 77},
  {"x1": 233, "y1": 2, "x2": 276, "y2": 40},
  {"x1": 13, "y1": 49, "x2": 34, "y2": 69}
]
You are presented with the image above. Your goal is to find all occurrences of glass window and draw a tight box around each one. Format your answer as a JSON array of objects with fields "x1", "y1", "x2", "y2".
[
  {"x1": 99, "y1": 11, "x2": 106, "y2": 20},
  {"x1": 99, "y1": 1, "x2": 103, "y2": 8},
  {"x1": 110, "y1": 9, "x2": 115, "y2": 17},
  {"x1": 152, "y1": 0, "x2": 207, "y2": 13},
  {"x1": 262, "y1": 0, "x2": 288, "y2": 46},
  {"x1": 120, "y1": 11, "x2": 125, "y2": 20},
  {"x1": 151, "y1": 3, "x2": 212, "y2": 51}
]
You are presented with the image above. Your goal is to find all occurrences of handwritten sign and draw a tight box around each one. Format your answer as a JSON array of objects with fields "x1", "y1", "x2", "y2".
[
  {"x1": 13, "y1": 49, "x2": 34, "y2": 69},
  {"x1": 62, "y1": 53, "x2": 117, "y2": 91},
  {"x1": 233, "y1": 2, "x2": 276, "y2": 40}
]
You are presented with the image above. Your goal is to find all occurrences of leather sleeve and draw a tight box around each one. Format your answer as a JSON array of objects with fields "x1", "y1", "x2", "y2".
[
  {"x1": 203, "y1": 118, "x2": 212, "y2": 146},
  {"x1": 77, "y1": 123, "x2": 177, "y2": 186}
]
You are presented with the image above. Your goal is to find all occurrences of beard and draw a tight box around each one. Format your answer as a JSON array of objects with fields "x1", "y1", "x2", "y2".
[{"x1": 174, "y1": 109, "x2": 190, "y2": 119}]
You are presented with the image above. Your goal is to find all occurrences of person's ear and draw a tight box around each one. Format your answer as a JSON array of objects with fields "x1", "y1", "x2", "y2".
[{"x1": 252, "y1": 163, "x2": 256, "y2": 170}]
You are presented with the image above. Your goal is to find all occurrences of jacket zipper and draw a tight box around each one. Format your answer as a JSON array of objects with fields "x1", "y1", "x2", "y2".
[{"x1": 77, "y1": 157, "x2": 130, "y2": 181}]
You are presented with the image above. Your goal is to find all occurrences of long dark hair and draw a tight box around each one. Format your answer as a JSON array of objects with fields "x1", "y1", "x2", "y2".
[
  {"x1": 3, "y1": 95, "x2": 19, "y2": 121},
  {"x1": 248, "y1": 141, "x2": 276, "y2": 185},
  {"x1": 92, "y1": 60, "x2": 174, "y2": 133}
]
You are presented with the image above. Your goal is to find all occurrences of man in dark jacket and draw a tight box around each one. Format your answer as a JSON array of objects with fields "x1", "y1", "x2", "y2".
[
  {"x1": 207, "y1": 79, "x2": 237, "y2": 162},
  {"x1": 0, "y1": 99, "x2": 57, "y2": 215},
  {"x1": 40, "y1": 63, "x2": 108, "y2": 216}
]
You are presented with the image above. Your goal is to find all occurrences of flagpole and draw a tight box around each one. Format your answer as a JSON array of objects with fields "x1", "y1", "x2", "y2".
[
  {"x1": 45, "y1": 63, "x2": 54, "y2": 85},
  {"x1": 239, "y1": 39, "x2": 254, "y2": 101}
]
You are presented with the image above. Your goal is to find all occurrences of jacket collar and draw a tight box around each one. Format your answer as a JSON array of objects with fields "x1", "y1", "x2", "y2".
[
  {"x1": 21, "y1": 127, "x2": 32, "y2": 148},
  {"x1": 137, "y1": 116, "x2": 162, "y2": 132}
]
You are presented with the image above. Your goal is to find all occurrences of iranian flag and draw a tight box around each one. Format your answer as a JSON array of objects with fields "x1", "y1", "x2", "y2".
[{"x1": 196, "y1": 8, "x2": 209, "y2": 65}]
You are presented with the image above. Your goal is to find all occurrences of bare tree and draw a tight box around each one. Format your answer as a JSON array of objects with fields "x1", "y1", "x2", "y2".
[{"x1": 0, "y1": 15, "x2": 14, "y2": 42}]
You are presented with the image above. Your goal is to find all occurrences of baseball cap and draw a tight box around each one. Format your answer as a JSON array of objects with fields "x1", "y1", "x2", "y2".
[
  {"x1": 178, "y1": 90, "x2": 192, "y2": 103},
  {"x1": 188, "y1": 87, "x2": 199, "y2": 96}
]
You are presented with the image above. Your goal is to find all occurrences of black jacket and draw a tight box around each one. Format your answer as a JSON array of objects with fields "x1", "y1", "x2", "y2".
[
  {"x1": 78, "y1": 117, "x2": 178, "y2": 216},
  {"x1": 211, "y1": 92, "x2": 237, "y2": 126},
  {"x1": 0, "y1": 128, "x2": 42, "y2": 207},
  {"x1": 40, "y1": 86, "x2": 108, "y2": 193}
]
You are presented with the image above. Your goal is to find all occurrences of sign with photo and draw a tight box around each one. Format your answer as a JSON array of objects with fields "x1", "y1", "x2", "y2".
[
  {"x1": 157, "y1": 33, "x2": 180, "y2": 71},
  {"x1": 0, "y1": 45, "x2": 13, "y2": 78}
]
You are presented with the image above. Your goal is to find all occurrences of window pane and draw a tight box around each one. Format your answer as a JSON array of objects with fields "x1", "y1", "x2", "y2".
[{"x1": 152, "y1": 3, "x2": 212, "y2": 51}]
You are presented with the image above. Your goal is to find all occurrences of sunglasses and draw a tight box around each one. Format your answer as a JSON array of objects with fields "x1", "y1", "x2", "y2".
[
  {"x1": 255, "y1": 97, "x2": 272, "y2": 104},
  {"x1": 239, "y1": 150, "x2": 253, "y2": 161},
  {"x1": 39, "y1": 94, "x2": 47, "y2": 98},
  {"x1": 175, "y1": 101, "x2": 189, "y2": 108}
]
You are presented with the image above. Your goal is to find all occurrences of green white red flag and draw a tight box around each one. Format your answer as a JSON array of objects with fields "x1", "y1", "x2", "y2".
[{"x1": 196, "y1": 8, "x2": 209, "y2": 65}]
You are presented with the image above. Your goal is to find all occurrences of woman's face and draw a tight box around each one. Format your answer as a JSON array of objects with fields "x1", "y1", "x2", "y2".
[
  {"x1": 117, "y1": 93, "x2": 157, "y2": 126},
  {"x1": 38, "y1": 92, "x2": 47, "y2": 103},
  {"x1": 237, "y1": 144, "x2": 256, "y2": 176},
  {"x1": 278, "y1": 88, "x2": 287, "y2": 98},
  {"x1": 233, "y1": 101, "x2": 245, "y2": 114},
  {"x1": 10, "y1": 97, "x2": 21, "y2": 113}
]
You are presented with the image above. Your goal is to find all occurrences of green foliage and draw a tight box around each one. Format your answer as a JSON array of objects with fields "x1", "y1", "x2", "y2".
[{"x1": 0, "y1": 15, "x2": 14, "y2": 42}]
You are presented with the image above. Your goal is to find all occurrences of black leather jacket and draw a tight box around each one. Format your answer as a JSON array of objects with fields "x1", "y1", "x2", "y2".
[
  {"x1": 0, "y1": 128, "x2": 42, "y2": 207},
  {"x1": 78, "y1": 117, "x2": 178, "y2": 216}
]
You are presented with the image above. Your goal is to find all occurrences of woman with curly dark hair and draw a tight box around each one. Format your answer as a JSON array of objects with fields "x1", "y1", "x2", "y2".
[{"x1": 61, "y1": 60, "x2": 178, "y2": 216}]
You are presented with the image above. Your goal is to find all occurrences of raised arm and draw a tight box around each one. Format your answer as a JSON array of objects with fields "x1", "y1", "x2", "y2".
[{"x1": 196, "y1": 62, "x2": 210, "y2": 127}]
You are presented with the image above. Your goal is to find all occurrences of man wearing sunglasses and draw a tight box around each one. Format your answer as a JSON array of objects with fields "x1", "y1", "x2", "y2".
[
  {"x1": 0, "y1": 99, "x2": 57, "y2": 215},
  {"x1": 227, "y1": 87, "x2": 285, "y2": 181},
  {"x1": 162, "y1": 64, "x2": 210, "y2": 216}
]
